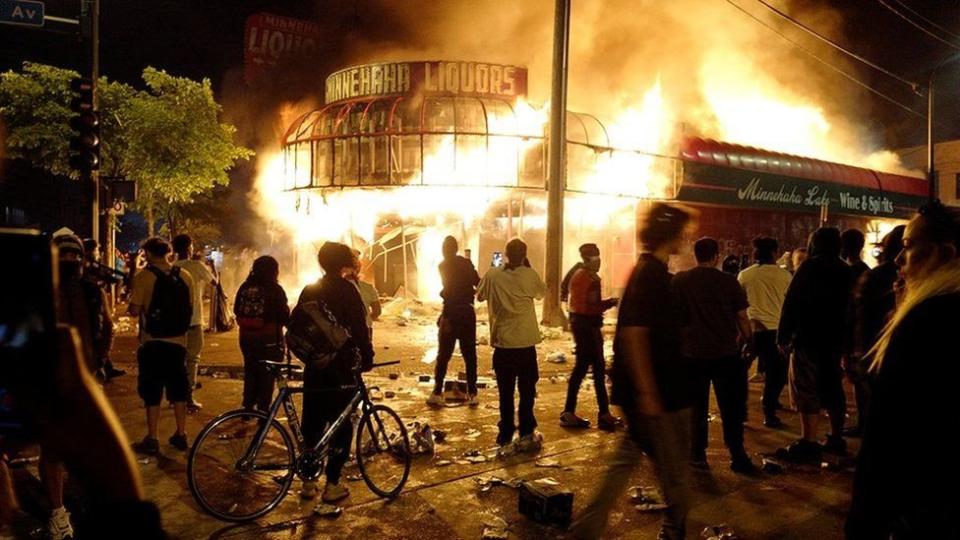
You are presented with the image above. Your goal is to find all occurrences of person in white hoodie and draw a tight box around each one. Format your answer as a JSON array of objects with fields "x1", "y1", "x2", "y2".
[{"x1": 477, "y1": 238, "x2": 546, "y2": 452}]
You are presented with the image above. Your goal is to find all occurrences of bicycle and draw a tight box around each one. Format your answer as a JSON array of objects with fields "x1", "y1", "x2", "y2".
[{"x1": 186, "y1": 359, "x2": 411, "y2": 522}]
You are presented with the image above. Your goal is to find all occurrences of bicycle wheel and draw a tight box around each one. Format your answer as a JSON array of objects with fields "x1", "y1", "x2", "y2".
[
  {"x1": 355, "y1": 404, "x2": 411, "y2": 498},
  {"x1": 187, "y1": 409, "x2": 296, "y2": 522}
]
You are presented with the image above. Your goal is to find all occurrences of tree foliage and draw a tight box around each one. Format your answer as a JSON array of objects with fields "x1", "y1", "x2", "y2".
[{"x1": 0, "y1": 63, "x2": 253, "y2": 233}]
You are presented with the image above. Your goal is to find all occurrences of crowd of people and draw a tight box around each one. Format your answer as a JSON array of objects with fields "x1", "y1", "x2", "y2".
[{"x1": 5, "y1": 196, "x2": 959, "y2": 539}]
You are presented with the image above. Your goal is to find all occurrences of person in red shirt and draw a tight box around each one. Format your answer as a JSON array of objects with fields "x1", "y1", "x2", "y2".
[{"x1": 561, "y1": 244, "x2": 621, "y2": 431}]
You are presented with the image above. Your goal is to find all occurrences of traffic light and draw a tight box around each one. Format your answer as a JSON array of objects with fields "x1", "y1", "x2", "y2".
[{"x1": 68, "y1": 77, "x2": 99, "y2": 174}]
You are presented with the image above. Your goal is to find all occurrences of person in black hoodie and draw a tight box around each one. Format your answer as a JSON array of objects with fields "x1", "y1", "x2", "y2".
[
  {"x1": 845, "y1": 225, "x2": 905, "y2": 437},
  {"x1": 777, "y1": 227, "x2": 852, "y2": 461},
  {"x1": 296, "y1": 242, "x2": 374, "y2": 505},
  {"x1": 847, "y1": 201, "x2": 960, "y2": 539},
  {"x1": 234, "y1": 256, "x2": 289, "y2": 414},
  {"x1": 428, "y1": 236, "x2": 481, "y2": 407}
]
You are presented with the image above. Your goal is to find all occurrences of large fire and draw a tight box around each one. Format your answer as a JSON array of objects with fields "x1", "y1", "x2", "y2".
[{"x1": 251, "y1": 3, "x2": 919, "y2": 301}]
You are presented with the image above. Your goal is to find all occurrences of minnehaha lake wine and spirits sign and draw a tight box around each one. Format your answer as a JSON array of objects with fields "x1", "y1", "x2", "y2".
[{"x1": 678, "y1": 161, "x2": 926, "y2": 219}]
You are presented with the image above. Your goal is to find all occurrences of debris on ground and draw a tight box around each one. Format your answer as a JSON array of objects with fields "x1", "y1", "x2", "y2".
[
  {"x1": 761, "y1": 457, "x2": 784, "y2": 474},
  {"x1": 532, "y1": 477, "x2": 560, "y2": 487},
  {"x1": 384, "y1": 390, "x2": 396, "y2": 399},
  {"x1": 629, "y1": 485, "x2": 667, "y2": 512},
  {"x1": 313, "y1": 503, "x2": 343, "y2": 518},
  {"x1": 408, "y1": 421, "x2": 435, "y2": 455},
  {"x1": 535, "y1": 458, "x2": 561, "y2": 468},
  {"x1": 369, "y1": 388, "x2": 384, "y2": 401},
  {"x1": 389, "y1": 373, "x2": 400, "y2": 380},
  {"x1": 541, "y1": 327, "x2": 564, "y2": 340},
  {"x1": 418, "y1": 374, "x2": 432, "y2": 383},
  {"x1": 434, "y1": 459, "x2": 452, "y2": 467},
  {"x1": 475, "y1": 475, "x2": 521, "y2": 492},
  {"x1": 137, "y1": 457, "x2": 151, "y2": 465},
  {"x1": 519, "y1": 479, "x2": 574, "y2": 528},
  {"x1": 464, "y1": 428, "x2": 482, "y2": 439},
  {"x1": 344, "y1": 474, "x2": 363, "y2": 482},
  {"x1": 432, "y1": 429, "x2": 447, "y2": 443},
  {"x1": 700, "y1": 524, "x2": 740, "y2": 539},
  {"x1": 546, "y1": 352, "x2": 566, "y2": 364},
  {"x1": 481, "y1": 513, "x2": 510, "y2": 539},
  {"x1": 707, "y1": 413, "x2": 718, "y2": 423}
]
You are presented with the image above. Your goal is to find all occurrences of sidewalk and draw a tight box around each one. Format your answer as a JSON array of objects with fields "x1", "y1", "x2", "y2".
[{"x1": 101, "y1": 316, "x2": 855, "y2": 539}]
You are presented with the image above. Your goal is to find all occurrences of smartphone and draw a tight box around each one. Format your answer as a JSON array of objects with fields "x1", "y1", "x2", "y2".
[
  {"x1": 491, "y1": 251, "x2": 504, "y2": 268},
  {"x1": 0, "y1": 229, "x2": 58, "y2": 437}
]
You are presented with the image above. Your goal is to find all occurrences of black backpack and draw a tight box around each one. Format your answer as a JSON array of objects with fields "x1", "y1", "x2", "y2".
[
  {"x1": 145, "y1": 266, "x2": 192, "y2": 338},
  {"x1": 285, "y1": 300, "x2": 351, "y2": 371},
  {"x1": 235, "y1": 283, "x2": 267, "y2": 331}
]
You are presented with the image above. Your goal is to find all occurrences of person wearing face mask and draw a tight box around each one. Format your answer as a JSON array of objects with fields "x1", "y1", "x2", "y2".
[
  {"x1": 846, "y1": 201, "x2": 960, "y2": 539},
  {"x1": 560, "y1": 243, "x2": 621, "y2": 431},
  {"x1": 46, "y1": 232, "x2": 113, "y2": 539}
]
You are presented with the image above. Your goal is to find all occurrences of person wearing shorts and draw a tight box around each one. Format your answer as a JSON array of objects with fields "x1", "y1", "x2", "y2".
[{"x1": 129, "y1": 238, "x2": 195, "y2": 456}]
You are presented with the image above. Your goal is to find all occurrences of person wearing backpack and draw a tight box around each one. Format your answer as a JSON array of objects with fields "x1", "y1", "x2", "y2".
[
  {"x1": 293, "y1": 242, "x2": 374, "y2": 505},
  {"x1": 128, "y1": 237, "x2": 195, "y2": 456},
  {"x1": 235, "y1": 256, "x2": 289, "y2": 413}
]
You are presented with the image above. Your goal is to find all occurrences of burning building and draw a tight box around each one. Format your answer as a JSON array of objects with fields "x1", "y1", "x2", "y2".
[{"x1": 259, "y1": 58, "x2": 926, "y2": 300}]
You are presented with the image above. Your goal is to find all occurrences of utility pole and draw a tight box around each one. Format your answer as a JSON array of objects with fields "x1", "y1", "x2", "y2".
[
  {"x1": 81, "y1": 0, "x2": 100, "y2": 242},
  {"x1": 541, "y1": 0, "x2": 571, "y2": 328}
]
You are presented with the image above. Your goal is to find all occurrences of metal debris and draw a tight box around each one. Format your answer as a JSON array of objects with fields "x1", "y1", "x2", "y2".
[{"x1": 313, "y1": 503, "x2": 343, "y2": 517}]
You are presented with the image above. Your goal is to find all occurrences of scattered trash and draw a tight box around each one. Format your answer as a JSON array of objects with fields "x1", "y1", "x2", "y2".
[
  {"x1": 481, "y1": 513, "x2": 510, "y2": 539},
  {"x1": 532, "y1": 477, "x2": 560, "y2": 487},
  {"x1": 477, "y1": 334, "x2": 490, "y2": 346},
  {"x1": 137, "y1": 457, "x2": 151, "y2": 465},
  {"x1": 408, "y1": 421, "x2": 436, "y2": 455},
  {"x1": 466, "y1": 454, "x2": 489, "y2": 463},
  {"x1": 385, "y1": 390, "x2": 396, "y2": 399},
  {"x1": 541, "y1": 327, "x2": 563, "y2": 340},
  {"x1": 313, "y1": 503, "x2": 343, "y2": 517},
  {"x1": 389, "y1": 373, "x2": 400, "y2": 380},
  {"x1": 475, "y1": 475, "x2": 515, "y2": 492},
  {"x1": 435, "y1": 459, "x2": 452, "y2": 467},
  {"x1": 629, "y1": 485, "x2": 667, "y2": 512},
  {"x1": 707, "y1": 413, "x2": 718, "y2": 423},
  {"x1": 700, "y1": 524, "x2": 739, "y2": 539},
  {"x1": 344, "y1": 474, "x2": 363, "y2": 482},
  {"x1": 761, "y1": 457, "x2": 784, "y2": 474},
  {"x1": 396, "y1": 319, "x2": 407, "y2": 327},
  {"x1": 546, "y1": 352, "x2": 566, "y2": 364},
  {"x1": 464, "y1": 429, "x2": 482, "y2": 439},
  {"x1": 535, "y1": 458, "x2": 561, "y2": 468},
  {"x1": 433, "y1": 429, "x2": 447, "y2": 443},
  {"x1": 212, "y1": 372, "x2": 229, "y2": 379},
  {"x1": 369, "y1": 388, "x2": 384, "y2": 401},
  {"x1": 418, "y1": 374, "x2": 432, "y2": 383},
  {"x1": 519, "y1": 480, "x2": 573, "y2": 528},
  {"x1": 548, "y1": 376, "x2": 559, "y2": 384}
]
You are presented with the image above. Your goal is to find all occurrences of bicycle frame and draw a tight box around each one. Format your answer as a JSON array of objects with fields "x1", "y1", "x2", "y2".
[{"x1": 238, "y1": 362, "x2": 393, "y2": 473}]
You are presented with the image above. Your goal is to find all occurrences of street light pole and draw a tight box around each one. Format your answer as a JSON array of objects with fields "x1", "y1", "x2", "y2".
[{"x1": 542, "y1": 0, "x2": 571, "y2": 328}]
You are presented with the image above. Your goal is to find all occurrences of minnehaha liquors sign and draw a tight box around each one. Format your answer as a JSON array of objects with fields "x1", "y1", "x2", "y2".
[
  {"x1": 324, "y1": 61, "x2": 528, "y2": 104},
  {"x1": 679, "y1": 162, "x2": 923, "y2": 219}
]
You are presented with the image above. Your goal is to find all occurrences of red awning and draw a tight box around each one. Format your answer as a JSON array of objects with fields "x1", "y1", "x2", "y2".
[{"x1": 680, "y1": 137, "x2": 927, "y2": 198}]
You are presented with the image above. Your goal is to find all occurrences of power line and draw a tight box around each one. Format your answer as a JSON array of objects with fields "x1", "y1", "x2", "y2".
[
  {"x1": 888, "y1": 0, "x2": 960, "y2": 42},
  {"x1": 724, "y1": 0, "x2": 927, "y2": 120},
  {"x1": 753, "y1": 0, "x2": 921, "y2": 92},
  {"x1": 876, "y1": 0, "x2": 960, "y2": 51}
]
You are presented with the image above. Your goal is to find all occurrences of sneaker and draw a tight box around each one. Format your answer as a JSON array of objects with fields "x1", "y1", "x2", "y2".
[
  {"x1": 300, "y1": 480, "x2": 319, "y2": 500},
  {"x1": 763, "y1": 414, "x2": 784, "y2": 429},
  {"x1": 559, "y1": 411, "x2": 590, "y2": 428},
  {"x1": 132, "y1": 436, "x2": 159, "y2": 456},
  {"x1": 730, "y1": 454, "x2": 759, "y2": 475},
  {"x1": 322, "y1": 482, "x2": 350, "y2": 503},
  {"x1": 776, "y1": 439, "x2": 821, "y2": 462},
  {"x1": 822, "y1": 434, "x2": 847, "y2": 456},
  {"x1": 426, "y1": 393, "x2": 444, "y2": 407},
  {"x1": 748, "y1": 372, "x2": 765, "y2": 383},
  {"x1": 48, "y1": 506, "x2": 74, "y2": 540},
  {"x1": 597, "y1": 413, "x2": 623, "y2": 432},
  {"x1": 187, "y1": 400, "x2": 203, "y2": 414},
  {"x1": 467, "y1": 393, "x2": 480, "y2": 407},
  {"x1": 515, "y1": 432, "x2": 543, "y2": 453},
  {"x1": 168, "y1": 432, "x2": 189, "y2": 451}
]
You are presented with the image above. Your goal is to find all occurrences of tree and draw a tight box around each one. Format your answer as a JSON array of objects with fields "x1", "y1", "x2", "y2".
[{"x1": 0, "y1": 63, "x2": 253, "y2": 235}]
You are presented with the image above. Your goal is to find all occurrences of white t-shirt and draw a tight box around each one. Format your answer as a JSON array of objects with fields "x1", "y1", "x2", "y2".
[
  {"x1": 737, "y1": 263, "x2": 793, "y2": 331},
  {"x1": 174, "y1": 259, "x2": 215, "y2": 327},
  {"x1": 477, "y1": 265, "x2": 546, "y2": 349}
]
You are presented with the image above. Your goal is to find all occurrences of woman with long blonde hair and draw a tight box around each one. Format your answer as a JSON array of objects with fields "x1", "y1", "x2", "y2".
[{"x1": 847, "y1": 200, "x2": 960, "y2": 539}]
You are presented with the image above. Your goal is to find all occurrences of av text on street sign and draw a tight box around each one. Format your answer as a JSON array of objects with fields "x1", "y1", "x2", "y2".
[{"x1": 0, "y1": 0, "x2": 45, "y2": 27}]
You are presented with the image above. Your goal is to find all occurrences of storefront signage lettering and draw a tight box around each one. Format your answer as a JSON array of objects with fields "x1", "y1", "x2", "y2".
[{"x1": 325, "y1": 61, "x2": 528, "y2": 104}]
